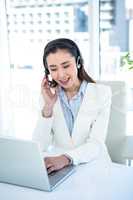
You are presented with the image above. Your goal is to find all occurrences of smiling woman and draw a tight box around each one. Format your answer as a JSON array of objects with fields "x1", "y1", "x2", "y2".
[
  {"x1": 43, "y1": 38, "x2": 95, "y2": 88},
  {"x1": 46, "y1": 49, "x2": 81, "y2": 96},
  {"x1": 32, "y1": 38, "x2": 112, "y2": 174}
]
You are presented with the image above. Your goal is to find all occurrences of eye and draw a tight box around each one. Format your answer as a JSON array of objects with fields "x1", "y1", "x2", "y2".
[
  {"x1": 63, "y1": 65, "x2": 70, "y2": 68},
  {"x1": 50, "y1": 68, "x2": 57, "y2": 71}
]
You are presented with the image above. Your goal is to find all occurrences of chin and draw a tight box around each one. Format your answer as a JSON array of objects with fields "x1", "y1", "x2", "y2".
[{"x1": 63, "y1": 84, "x2": 73, "y2": 90}]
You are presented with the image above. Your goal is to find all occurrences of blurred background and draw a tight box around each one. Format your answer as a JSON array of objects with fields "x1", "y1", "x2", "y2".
[{"x1": 0, "y1": 0, "x2": 133, "y2": 140}]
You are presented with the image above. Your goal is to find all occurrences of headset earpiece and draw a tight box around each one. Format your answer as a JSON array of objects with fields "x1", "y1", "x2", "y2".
[
  {"x1": 76, "y1": 56, "x2": 81, "y2": 69},
  {"x1": 45, "y1": 67, "x2": 49, "y2": 76}
]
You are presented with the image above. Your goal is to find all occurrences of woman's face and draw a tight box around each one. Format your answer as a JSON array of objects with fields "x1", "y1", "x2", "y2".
[{"x1": 46, "y1": 49, "x2": 80, "y2": 90}]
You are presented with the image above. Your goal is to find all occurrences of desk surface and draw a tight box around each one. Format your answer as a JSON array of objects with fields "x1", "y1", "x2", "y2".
[{"x1": 0, "y1": 160, "x2": 133, "y2": 200}]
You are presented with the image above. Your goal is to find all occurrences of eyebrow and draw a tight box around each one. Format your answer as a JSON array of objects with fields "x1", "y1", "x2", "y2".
[{"x1": 49, "y1": 60, "x2": 70, "y2": 68}]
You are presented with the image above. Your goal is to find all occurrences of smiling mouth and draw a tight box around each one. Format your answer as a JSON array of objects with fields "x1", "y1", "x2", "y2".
[{"x1": 59, "y1": 78, "x2": 70, "y2": 85}]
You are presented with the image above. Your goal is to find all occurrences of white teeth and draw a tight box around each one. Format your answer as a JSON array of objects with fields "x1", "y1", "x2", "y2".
[
  {"x1": 58, "y1": 77, "x2": 70, "y2": 84},
  {"x1": 60, "y1": 79, "x2": 69, "y2": 82},
  {"x1": 63, "y1": 80, "x2": 68, "y2": 82},
  {"x1": 59, "y1": 79, "x2": 69, "y2": 84}
]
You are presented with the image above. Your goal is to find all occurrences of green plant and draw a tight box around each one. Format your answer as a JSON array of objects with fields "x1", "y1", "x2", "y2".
[{"x1": 121, "y1": 52, "x2": 133, "y2": 71}]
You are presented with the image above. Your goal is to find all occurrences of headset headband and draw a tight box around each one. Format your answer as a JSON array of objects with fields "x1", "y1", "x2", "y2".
[{"x1": 44, "y1": 38, "x2": 81, "y2": 59}]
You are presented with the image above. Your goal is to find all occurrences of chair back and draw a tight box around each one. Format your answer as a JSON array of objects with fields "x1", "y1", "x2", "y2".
[{"x1": 98, "y1": 80, "x2": 127, "y2": 164}]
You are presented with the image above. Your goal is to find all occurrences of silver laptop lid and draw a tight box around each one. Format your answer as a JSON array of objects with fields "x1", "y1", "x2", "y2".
[{"x1": 0, "y1": 137, "x2": 51, "y2": 191}]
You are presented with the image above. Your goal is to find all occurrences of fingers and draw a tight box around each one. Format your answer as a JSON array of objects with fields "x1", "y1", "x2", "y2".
[
  {"x1": 45, "y1": 162, "x2": 53, "y2": 168},
  {"x1": 45, "y1": 157, "x2": 53, "y2": 168},
  {"x1": 41, "y1": 77, "x2": 48, "y2": 88},
  {"x1": 44, "y1": 156, "x2": 67, "y2": 174},
  {"x1": 44, "y1": 158, "x2": 56, "y2": 174},
  {"x1": 47, "y1": 166, "x2": 56, "y2": 174}
]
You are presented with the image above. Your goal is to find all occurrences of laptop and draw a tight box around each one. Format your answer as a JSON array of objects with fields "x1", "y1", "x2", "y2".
[{"x1": 0, "y1": 136, "x2": 76, "y2": 191}]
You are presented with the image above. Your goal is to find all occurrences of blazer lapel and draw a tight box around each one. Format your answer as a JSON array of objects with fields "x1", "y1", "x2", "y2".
[{"x1": 71, "y1": 84, "x2": 98, "y2": 142}]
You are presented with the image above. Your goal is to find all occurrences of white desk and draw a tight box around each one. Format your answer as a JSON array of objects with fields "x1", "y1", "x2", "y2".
[{"x1": 0, "y1": 160, "x2": 133, "y2": 200}]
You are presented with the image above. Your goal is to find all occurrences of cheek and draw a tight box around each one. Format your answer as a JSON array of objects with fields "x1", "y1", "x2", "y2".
[
  {"x1": 70, "y1": 67, "x2": 78, "y2": 77},
  {"x1": 67, "y1": 65, "x2": 77, "y2": 74},
  {"x1": 50, "y1": 72, "x2": 57, "y2": 80}
]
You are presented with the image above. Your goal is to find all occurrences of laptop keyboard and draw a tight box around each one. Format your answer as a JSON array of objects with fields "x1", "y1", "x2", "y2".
[{"x1": 48, "y1": 165, "x2": 75, "y2": 187}]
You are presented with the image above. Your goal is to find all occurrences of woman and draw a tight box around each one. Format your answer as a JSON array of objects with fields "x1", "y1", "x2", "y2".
[{"x1": 33, "y1": 38, "x2": 112, "y2": 174}]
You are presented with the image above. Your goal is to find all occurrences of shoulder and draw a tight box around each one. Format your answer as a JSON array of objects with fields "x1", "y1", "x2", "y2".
[
  {"x1": 86, "y1": 83, "x2": 112, "y2": 103},
  {"x1": 87, "y1": 82, "x2": 111, "y2": 94},
  {"x1": 96, "y1": 83, "x2": 111, "y2": 96}
]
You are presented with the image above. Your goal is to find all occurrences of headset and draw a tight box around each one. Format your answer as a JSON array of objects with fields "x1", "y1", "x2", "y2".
[
  {"x1": 45, "y1": 68, "x2": 57, "y2": 88},
  {"x1": 43, "y1": 38, "x2": 83, "y2": 87}
]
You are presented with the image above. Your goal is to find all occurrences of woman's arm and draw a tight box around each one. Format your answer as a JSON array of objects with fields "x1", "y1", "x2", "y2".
[
  {"x1": 32, "y1": 77, "x2": 58, "y2": 151},
  {"x1": 32, "y1": 111, "x2": 54, "y2": 151},
  {"x1": 32, "y1": 96, "x2": 55, "y2": 151}
]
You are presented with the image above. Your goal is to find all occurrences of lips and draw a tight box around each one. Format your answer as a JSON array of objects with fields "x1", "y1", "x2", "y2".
[{"x1": 59, "y1": 78, "x2": 70, "y2": 85}]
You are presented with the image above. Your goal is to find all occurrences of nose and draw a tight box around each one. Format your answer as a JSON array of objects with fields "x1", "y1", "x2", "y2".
[{"x1": 57, "y1": 69, "x2": 65, "y2": 79}]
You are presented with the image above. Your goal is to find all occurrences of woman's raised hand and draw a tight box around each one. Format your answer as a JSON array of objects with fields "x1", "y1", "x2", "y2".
[{"x1": 41, "y1": 77, "x2": 58, "y2": 117}]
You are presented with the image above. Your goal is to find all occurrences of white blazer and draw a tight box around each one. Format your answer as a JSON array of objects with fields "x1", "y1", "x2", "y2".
[{"x1": 32, "y1": 83, "x2": 112, "y2": 165}]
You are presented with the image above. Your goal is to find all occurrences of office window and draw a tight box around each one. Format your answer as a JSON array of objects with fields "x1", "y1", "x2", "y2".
[
  {"x1": 0, "y1": 0, "x2": 99, "y2": 139},
  {"x1": 6, "y1": 0, "x2": 95, "y2": 71},
  {"x1": 100, "y1": 0, "x2": 133, "y2": 135}
]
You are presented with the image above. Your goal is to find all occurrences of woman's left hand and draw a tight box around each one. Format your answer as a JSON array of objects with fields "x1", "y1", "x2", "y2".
[{"x1": 44, "y1": 155, "x2": 70, "y2": 174}]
